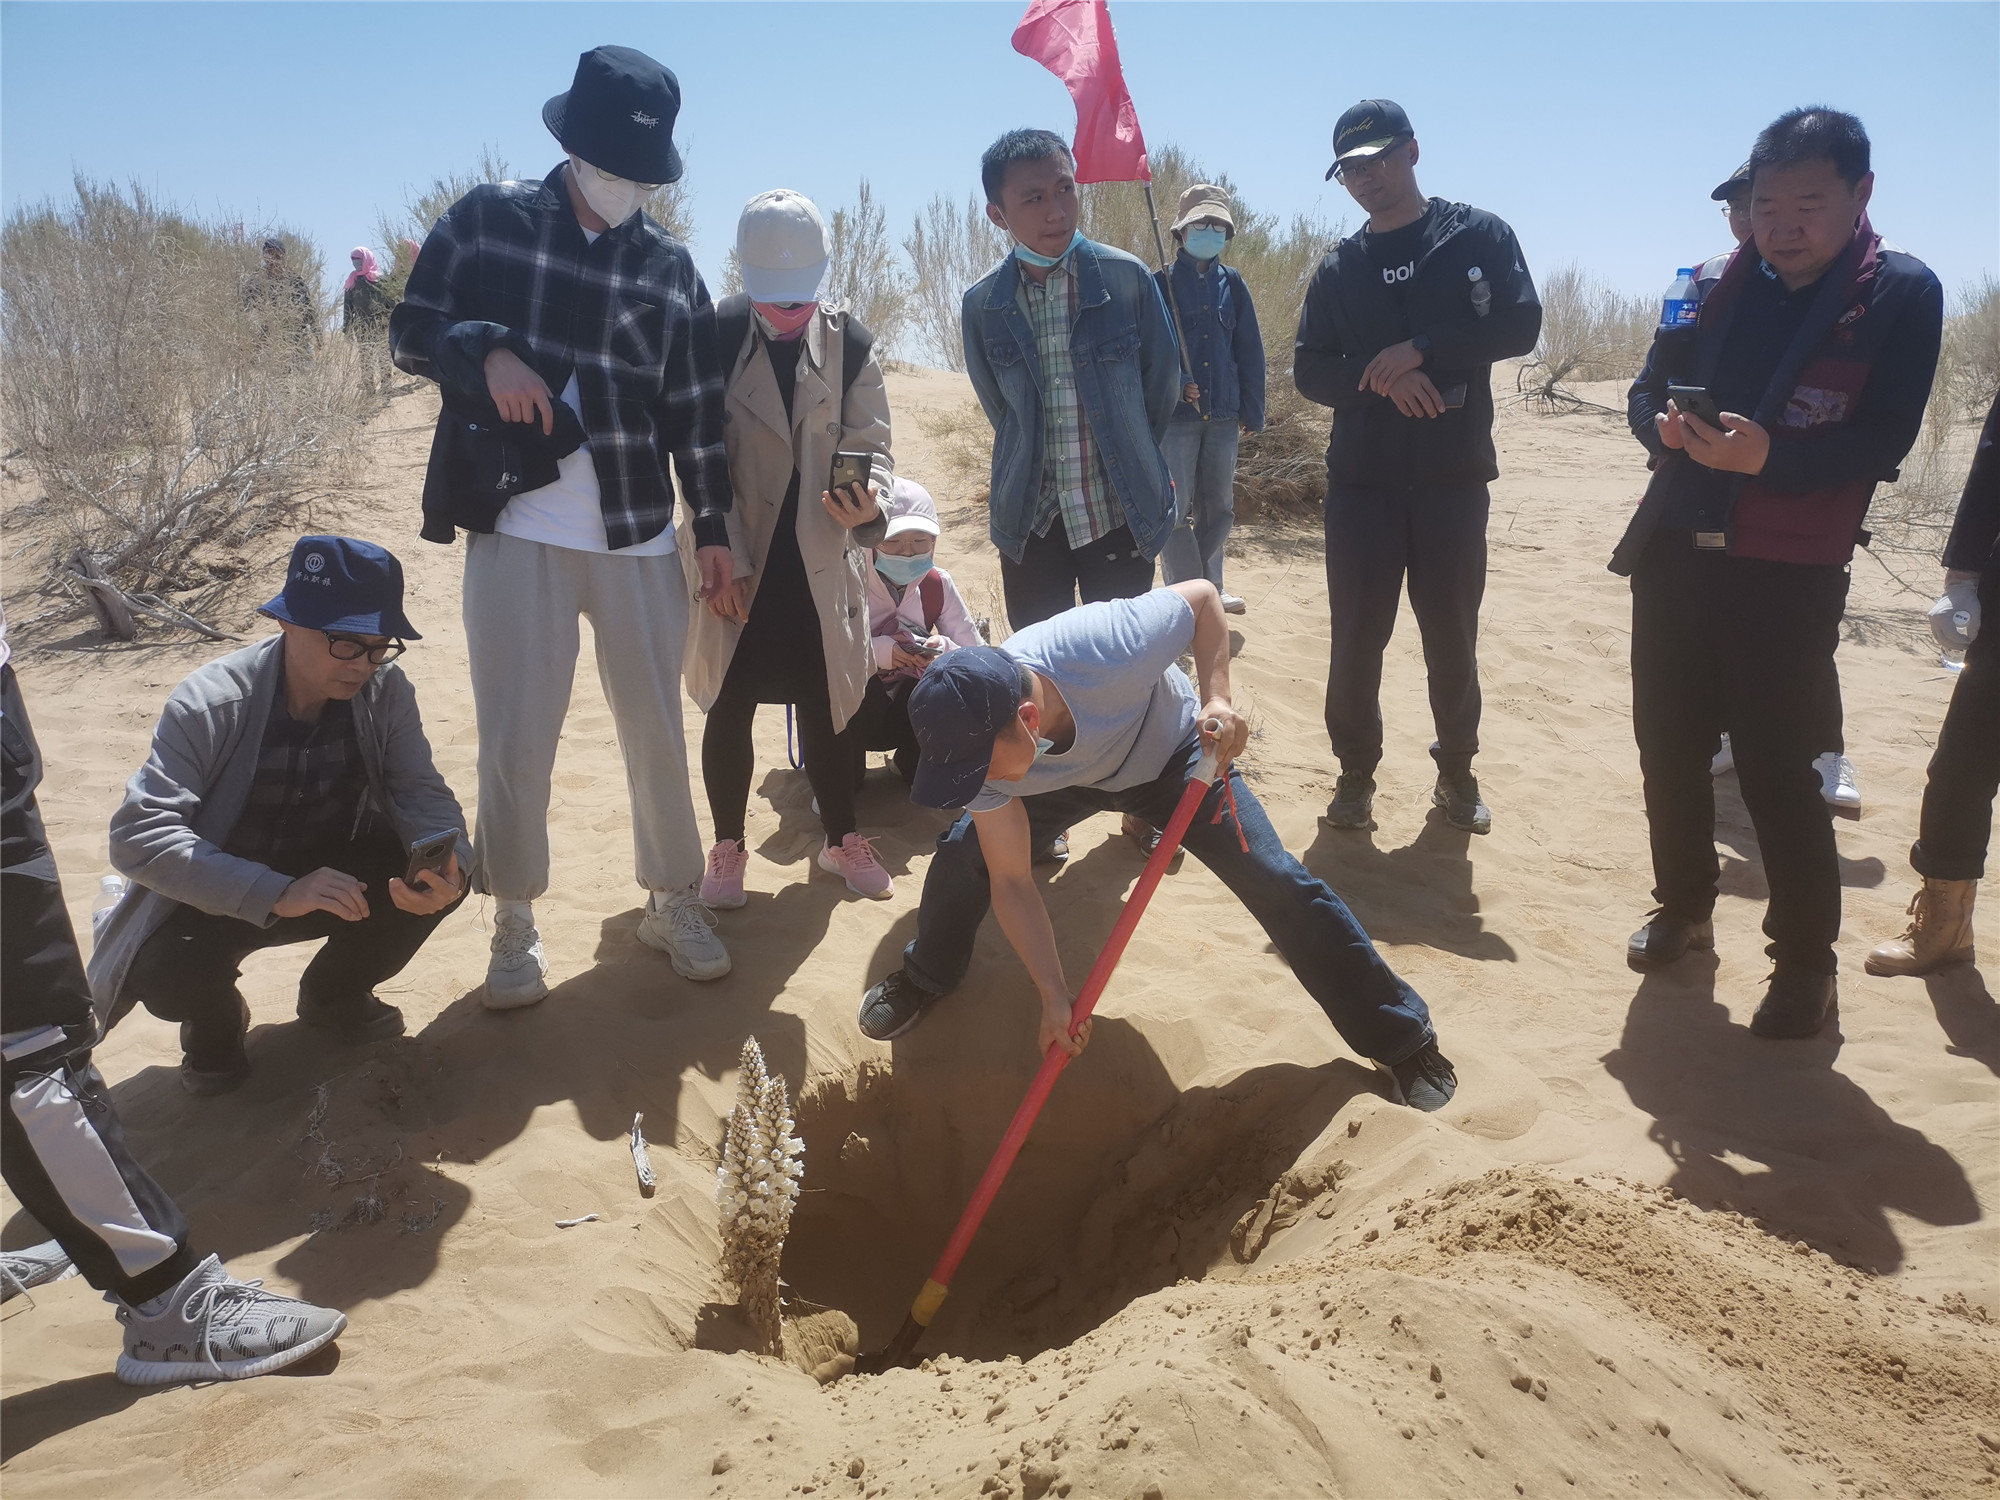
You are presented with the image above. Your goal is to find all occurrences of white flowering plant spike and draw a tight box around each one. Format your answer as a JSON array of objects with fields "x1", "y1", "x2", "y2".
[{"x1": 715, "y1": 1036, "x2": 805, "y2": 1354}]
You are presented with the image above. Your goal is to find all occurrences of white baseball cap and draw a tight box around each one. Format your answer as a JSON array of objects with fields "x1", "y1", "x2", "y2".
[
  {"x1": 736, "y1": 189, "x2": 827, "y2": 303},
  {"x1": 883, "y1": 476, "x2": 941, "y2": 539}
]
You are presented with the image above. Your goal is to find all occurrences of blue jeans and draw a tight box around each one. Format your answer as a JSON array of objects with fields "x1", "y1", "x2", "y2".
[
  {"x1": 1160, "y1": 421, "x2": 1241, "y2": 590},
  {"x1": 901, "y1": 739, "x2": 1434, "y2": 1065}
]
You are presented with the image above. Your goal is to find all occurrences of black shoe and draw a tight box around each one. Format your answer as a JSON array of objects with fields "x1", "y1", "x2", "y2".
[
  {"x1": 858, "y1": 970, "x2": 939, "y2": 1041},
  {"x1": 1378, "y1": 1042, "x2": 1457, "y2": 1112},
  {"x1": 1034, "y1": 833, "x2": 1070, "y2": 865},
  {"x1": 297, "y1": 993, "x2": 407, "y2": 1043},
  {"x1": 1432, "y1": 771, "x2": 1491, "y2": 835},
  {"x1": 1626, "y1": 911, "x2": 1716, "y2": 972},
  {"x1": 1749, "y1": 969, "x2": 1835, "y2": 1039},
  {"x1": 1122, "y1": 813, "x2": 1162, "y2": 857},
  {"x1": 1321, "y1": 772, "x2": 1376, "y2": 830},
  {"x1": 179, "y1": 1000, "x2": 250, "y2": 1096}
]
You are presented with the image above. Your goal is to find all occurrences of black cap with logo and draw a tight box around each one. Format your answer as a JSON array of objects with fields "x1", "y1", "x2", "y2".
[{"x1": 1325, "y1": 99, "x2": 1414, "y2": 181}]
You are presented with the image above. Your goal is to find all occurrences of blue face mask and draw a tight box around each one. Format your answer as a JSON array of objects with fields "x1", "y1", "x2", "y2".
[
  {"x1": 1182, "y1": 226, "x2": 1228, "y2": 261},
  {"x1": 1013, "y1": 229, "x2": 1084, "y2": 268},
  {"x1": 874, "y1": 550, "x2": 934, "y2": 587},
  {"x1": 1032, "y1": 737, "x2": 1055, "y2": 764}
]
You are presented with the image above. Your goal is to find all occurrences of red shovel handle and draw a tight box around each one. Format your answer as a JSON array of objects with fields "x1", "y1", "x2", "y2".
[{"x1": 920, "y1": 755, "x2": 1219, "y2": 1299}]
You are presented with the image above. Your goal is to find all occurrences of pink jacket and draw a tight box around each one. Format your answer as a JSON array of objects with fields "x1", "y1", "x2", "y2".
[{"x1": 865, "y1": 560, "x2": 981, "y2": 673}]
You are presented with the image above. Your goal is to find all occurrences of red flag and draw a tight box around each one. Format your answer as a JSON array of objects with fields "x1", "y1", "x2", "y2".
[{"x1": 1011, "y1": 0, "x2": 1149, "y2": 183}]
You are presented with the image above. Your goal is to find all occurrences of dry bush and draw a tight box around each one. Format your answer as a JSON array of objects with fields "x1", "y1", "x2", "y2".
[
  {"x1": 1518, "y1": 262, "x2": 1653, "y2": 411},
  {"x1": 2, "y1": 178, "x2": 372, "y2": 616},
  {"x1": 1866, "y1": 276, "x2": 2000, "y2": 584},
  {"x1": 904, "y1": 192, "x2": 1006, "y2": 370},
  {"x1": 826, "y1": 179, "x2": 912, "y2": 354}
]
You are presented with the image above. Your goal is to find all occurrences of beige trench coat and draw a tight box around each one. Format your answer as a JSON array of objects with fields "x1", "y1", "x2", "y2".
[{"x1": 679, "y1": 306, "x2": 894, "y2": 731}]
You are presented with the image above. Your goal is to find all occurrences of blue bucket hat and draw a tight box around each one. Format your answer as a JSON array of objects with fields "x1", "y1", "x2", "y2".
[
  {"x1": 908, "y1": 646, "x2": 1027, "y2": 810},
  {"x1": 259, "y1": 535, "x2": 421, "y2": 640}
]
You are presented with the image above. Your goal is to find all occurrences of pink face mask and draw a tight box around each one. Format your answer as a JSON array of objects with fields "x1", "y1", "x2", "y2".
[{"x1": 752, "y1": 300, "x2": 819, "y2": 340}]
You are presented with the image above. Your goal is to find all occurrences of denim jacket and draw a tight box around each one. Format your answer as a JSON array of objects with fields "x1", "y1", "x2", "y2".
[
  {"x1": 961, "y1": 238, "x2": 1183, "y2": 563},
  {"x1": 1158, "y1": 252, "x2": 1266, "y2": 431}
]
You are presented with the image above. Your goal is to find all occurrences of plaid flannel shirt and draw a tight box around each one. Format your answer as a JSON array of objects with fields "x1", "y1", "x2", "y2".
[
  {"x1": 222, "y1": 692, "x2": 380, "y2": 873},
  {"x1": 1020, "y1": 250, "x2": 1124, "y2": 546},
  {"x1": 391, "y1": 164, "x2": 732, "y2": 551}
]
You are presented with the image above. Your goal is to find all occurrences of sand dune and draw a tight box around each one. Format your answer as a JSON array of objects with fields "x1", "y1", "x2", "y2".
[{"x1": 1, "y1": 367, "x2": 1994, "y2": 1498}]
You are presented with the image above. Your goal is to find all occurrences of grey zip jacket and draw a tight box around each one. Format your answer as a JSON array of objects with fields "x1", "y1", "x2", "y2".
[{"x1": 87, "y1": 635, "x2": 470, "y2": 1026}]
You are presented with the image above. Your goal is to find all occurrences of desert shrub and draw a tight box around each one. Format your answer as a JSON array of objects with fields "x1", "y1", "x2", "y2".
[
  {"x1": 826, "y1": 179, "x2": 911, "y2": 354},
  {"x1": 2, "y1": 178, "x2": 372, "y2": 614},
  {"x1": 1519, "y1": 263, "x2": 1654, "y2": 410},
  {"x1": 904, "y1": 192, "x2": 1006, "y2": 370}
]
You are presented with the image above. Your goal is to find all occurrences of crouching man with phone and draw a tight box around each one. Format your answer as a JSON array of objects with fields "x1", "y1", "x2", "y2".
[
  {"x1": 91, "y1": 536, "x2": 470, "y2": 1095},
  {"x1": 1615, "y1": 108, "x2": 1942, "y2": 1037}
]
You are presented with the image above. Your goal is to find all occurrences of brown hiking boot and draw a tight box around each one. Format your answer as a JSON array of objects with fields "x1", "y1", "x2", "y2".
[{"x1": 1865, "y1": 878, "x2": 1977, "y2": 977}]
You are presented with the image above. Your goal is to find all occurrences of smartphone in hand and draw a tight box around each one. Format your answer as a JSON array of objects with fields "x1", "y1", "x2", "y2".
[
  {"x1": 1667, "y1": 384, "x2": 1724, "y2": 427},
  {"x1": 404, "y1": 828, "x2": 460, "y2": 887},
  {"x1": 828, "y1": 451, "x2": 873, "y2": 494}
]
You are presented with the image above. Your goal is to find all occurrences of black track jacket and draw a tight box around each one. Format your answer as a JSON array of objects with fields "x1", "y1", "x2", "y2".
[{"x1": 1294, "y1": 198, "x2": 1541, "y2": 490}]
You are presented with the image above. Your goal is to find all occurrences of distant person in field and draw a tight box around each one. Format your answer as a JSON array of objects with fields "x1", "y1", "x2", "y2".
[
  {"x1": 962, "y1": 128, "x2": 1182, "y2": 632},
  {"x1": 1613, "y1": 106, "x2": 1943, "y2": 1039},
  {"x1": 1296, "y1": 99, "x2": 1542, "y2": 838},
  {"x1": 855, "y1": 583, "x2": 1458, "y2": 1113},
  {"x1": 91, "y1": 536, "x2": 468, "y2": 1095},
  {"x1": 1156, "y1": 184, "x2": 1266, "y2": 615},
  {"x1": 246, "y1": 236, "x2": 317, "y2": 342},
  {"x1": 1866, "y1": 390, "x2": 1998, "y2": 980},
  {"x1": 1688, "y1": 164, "x2": 1864, "y2": 812},
  {"x1": 342, "y1": 245, "x2": 391, "y2": 337},
  {"x1": 2, "y1": 607, "x2": 349, "y2": 1385},
  {"x1": 852, "y1": 477, "x2": 983, "y2": 789},
  {"x1": 390, "y1": 45, "x2": 736, "y2": 1004}
]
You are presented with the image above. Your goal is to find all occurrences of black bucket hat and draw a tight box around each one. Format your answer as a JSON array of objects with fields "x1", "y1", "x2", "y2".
[{"x1": 543, "y1": 45, "x2": 683, "y2": 186}]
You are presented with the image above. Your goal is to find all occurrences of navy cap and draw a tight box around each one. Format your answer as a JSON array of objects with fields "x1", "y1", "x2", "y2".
[
  {"x1": 908, "y1": 647, "x2": 1027, "y2": 810},
  {"x1": 1326, "y1": 98, "x2": 1414, "y2": 180},
  {"x1": 259, "y1": 535, "x2": 421, "y2": 640},
  {"x1": 543, "y1": 45, "x2": 684, "y2": 186}
]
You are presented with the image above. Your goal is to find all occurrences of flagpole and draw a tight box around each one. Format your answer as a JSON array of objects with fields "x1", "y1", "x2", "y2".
[{"x1": 1143, "y1": 180, "x2": 1195, "y2": 383}]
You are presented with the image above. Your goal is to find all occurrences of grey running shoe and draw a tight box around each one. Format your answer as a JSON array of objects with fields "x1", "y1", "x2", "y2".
[
  {"x1": 858, "y1": 970, "x2": 937, "y2": 1042},
  {"x1": 1220, "y1": 593, "x2": 1248, "y2": 616},
  {"x1": 1377, "y1": 1042, "x2": 1458, "y2": 1112},
  {"x1": 1321, "y1": 772, "x2": 1376, "y2": 830},
  {"x1": 114, "y1": 1255, "x2": 346, "y2": 1385},
  {"x1": 1034, "y1": 832, "x2": 1071, "y2": 865},
  {"x1": 1433, "y1": 771, "x2": 1491, "y2": 835},
  {"x1": 485, "y1": 912, "x2": 549, "y2": 1010},
  {"x1": 0, "y1": 1240, "x2": 77, "y2": 1303},
  {"x1": 638, "y1": 886, "x2": 732, "y2": 980},
  {"x1": 1626, "y1": 911, "x2": 1715, "y2": 972}
]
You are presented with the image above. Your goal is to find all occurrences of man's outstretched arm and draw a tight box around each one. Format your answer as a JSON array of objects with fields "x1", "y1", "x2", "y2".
[{"x1": 971, "y1": 797, "x2": 1091, "y2": 1060}]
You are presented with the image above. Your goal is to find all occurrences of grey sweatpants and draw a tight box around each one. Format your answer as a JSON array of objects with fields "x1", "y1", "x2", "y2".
[{"x1": 463, "y1": 530, "x2": 703, "y2": 902}]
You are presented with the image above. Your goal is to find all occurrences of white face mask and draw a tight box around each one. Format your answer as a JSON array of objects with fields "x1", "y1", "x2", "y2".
[{"x1": 568, "y1": 155, "x2": 646, "y2": 226}]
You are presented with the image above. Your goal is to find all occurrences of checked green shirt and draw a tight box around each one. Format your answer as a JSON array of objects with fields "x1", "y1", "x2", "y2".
[{"x1": 1019, "y1": 249, "x2": 1125, "y2": 547}]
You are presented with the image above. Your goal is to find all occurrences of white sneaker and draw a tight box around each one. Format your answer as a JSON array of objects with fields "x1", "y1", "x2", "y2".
[
  {"x1": 1220, "y1": 593, "x2": 1247, "y2": 616},
  {"x1": 818, "y1": 833, "x2": 894, "y2": 900},
  {"x1": 114, "y1": 1254, "x2": 346, "y2": 1386},
  {"x1": 1816, "y1": 751, "x2": 1861, "y2": 809},
  {"x1": 1711, "y1": 734, "x2": 1735, "y2": 776},
  {"x1": 485, "y1": 911, "x2": 549, "y2": 1009},
  {"x1": 637, "y1": 886, "x2": 732, "y2": 980},
  {"x1": 1, "y1": 1240, "x2": 77, "y2": 1303}
]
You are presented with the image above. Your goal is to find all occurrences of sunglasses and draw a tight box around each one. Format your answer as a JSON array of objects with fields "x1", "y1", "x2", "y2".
[
  {"x1": 1332, "y1": 141, "x2": 1411, "y2": 183},
  {"x1": 324, "y1": 633, "x2": 406, "y2": 664}
]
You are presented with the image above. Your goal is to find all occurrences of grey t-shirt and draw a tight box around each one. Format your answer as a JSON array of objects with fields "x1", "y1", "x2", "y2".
[{"x1": 967, "y1": 590, "x2": 1199, "y2": 813}]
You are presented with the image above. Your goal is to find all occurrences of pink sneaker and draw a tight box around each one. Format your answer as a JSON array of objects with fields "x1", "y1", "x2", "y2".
[
  {"x1": 701, "y1": 840, "x2": 748, "y2": 909},
  {"x1": 818, "y1": 833, "x2": 894, "y2": 900}
]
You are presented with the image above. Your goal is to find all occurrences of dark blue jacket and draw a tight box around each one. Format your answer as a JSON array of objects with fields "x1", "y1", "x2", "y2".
[{"x1": 1156, "y1": 252, "x2": 1265, "y2": 431}]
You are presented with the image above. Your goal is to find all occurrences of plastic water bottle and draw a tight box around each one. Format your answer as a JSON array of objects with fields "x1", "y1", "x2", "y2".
[
  {"x1": 91, "y1": 873, "x2": 127, "y2": 940},
  {"x1": 1468, "y1": 265, "x2": 1491, "y2": 317},
  {"x1": 1659, "y1": 268, "x2": 1699, "y2": 331}
]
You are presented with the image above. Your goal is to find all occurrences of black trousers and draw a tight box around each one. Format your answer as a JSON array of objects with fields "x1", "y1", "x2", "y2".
[
  {"x1": 116, "y1": 833, "x2": 456, "y2": 1040},
  {"x1": 1912, "y1": 574, "x2": 1999, "y2": 881},
  {"x1": 2, "y1": 664, "x2": 196, "y2": 1303},
  {"x1": 1323, "y1": 481, "x2": 1489, "y2": 777},
  {"x1": 999, "y1": 517, "x2": 1154, "y2": 630},
  {"x1": 1631, "y1": 535, "x2": 1847, "y2": 973},
  {"x1": 703, "y1": 678, "x2": 856, "y2": 846},
  {"x1": 847, "y1": 674, "x2": 921, "y2": 787}
]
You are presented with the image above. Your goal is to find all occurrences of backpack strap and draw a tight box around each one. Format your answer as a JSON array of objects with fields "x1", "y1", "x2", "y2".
[
  {"x1": 918, "y1": 571, "x2": 944, "y2": 632},
  {"x1": 838, "y1": 312, "x2": 874, "y2": 398},
  {"x1": 713, "y1": 293, "x2": 753, "y2": 381}
]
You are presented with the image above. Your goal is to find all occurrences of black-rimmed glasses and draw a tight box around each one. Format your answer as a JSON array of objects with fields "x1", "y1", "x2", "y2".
[
  {"x1": 324, "y1": 633, "x2": 406, "y2": 664},
  {"x1": 1333, "y1": 141, "x2": 1411, "y2": 183}
]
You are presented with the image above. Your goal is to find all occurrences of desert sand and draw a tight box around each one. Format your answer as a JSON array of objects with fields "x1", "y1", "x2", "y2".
[{"x1": 1, "y1": 366, "x2": 1995, "y2": 1500}]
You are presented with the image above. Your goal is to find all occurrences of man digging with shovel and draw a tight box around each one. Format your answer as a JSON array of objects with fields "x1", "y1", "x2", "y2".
[{"x1": 856, "y1": 581, "x2": 1456, "y2": 1111}]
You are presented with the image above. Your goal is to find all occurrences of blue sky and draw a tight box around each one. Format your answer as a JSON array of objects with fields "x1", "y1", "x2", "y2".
[{"x1": 4, "y1": 1, "x2": 1996, "y2": 318}]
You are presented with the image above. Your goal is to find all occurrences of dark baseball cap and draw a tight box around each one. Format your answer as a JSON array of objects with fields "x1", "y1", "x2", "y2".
[
  {"x1": 1710, "y1": 161, "x2": 1753, "y2": 202},
  {"x1": 907, "y1": 646, "x2": 1028, "y2": 810},
  {"x1": 259, "y1": 535, "x2": 421, "y2": 639},
  {"x1": 1326, "y1": 99, "x2": 1413, "y2": 180}
]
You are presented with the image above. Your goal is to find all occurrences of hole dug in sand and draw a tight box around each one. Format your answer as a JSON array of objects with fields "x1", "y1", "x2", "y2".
[{"x1": 780, "y1": 1052, "x2": 1366, "y2": 1362}]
